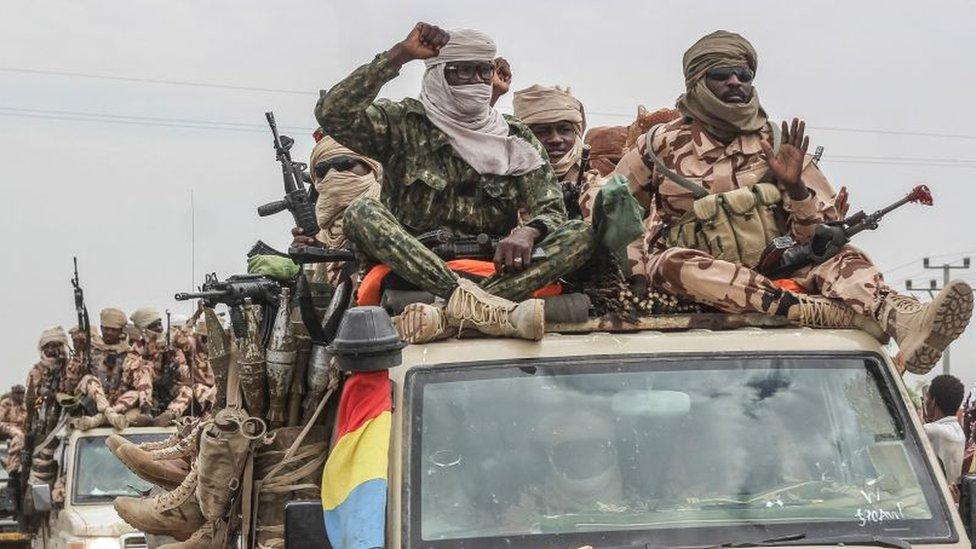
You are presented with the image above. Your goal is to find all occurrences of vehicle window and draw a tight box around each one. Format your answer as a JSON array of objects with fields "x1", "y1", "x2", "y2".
[
  {"x1": 408, "y1": 355, "x2": 952, "y2": 548},
  {"x1": 72, "y1": 433, "x2": 170, "y2": 505}
]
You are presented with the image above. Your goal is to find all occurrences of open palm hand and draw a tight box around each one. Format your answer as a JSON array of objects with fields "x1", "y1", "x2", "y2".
[{"x1": 760, "y1": 118, "x2": 810, "y2": 200}]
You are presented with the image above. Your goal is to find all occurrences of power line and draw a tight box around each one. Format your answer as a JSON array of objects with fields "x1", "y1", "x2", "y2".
[{"x1": 0, "y1": 107, "x2": 316, "y2": 134}]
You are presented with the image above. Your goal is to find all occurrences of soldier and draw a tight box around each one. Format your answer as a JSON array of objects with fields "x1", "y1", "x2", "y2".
[
  {"x1": 313, "y1": 22, "x2": 593, "y2": 343},
  {"x1": 171, "y1": 312, "x2": 214, "y2": 413},
  {"x1": 72, "y1": 308, "x2": 135, "y2": 430},
  {"x1": 25, "y1": 326, "x2": 70, "y2": 438},
  {"x1": 0, "y1": 385, "x2": 26, "y2": 474},
  {"x1": 613, "y1": 30, "x2": 973, "y2": 374},
  {"x1": 125, "y1": 307, "x2": 192, "y2": 426},
  {"x1": 513, "y1": 84, "x2": 588, "y2": 184}
]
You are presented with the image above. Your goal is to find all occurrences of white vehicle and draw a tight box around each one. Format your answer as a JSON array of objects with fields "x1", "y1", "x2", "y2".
[{"x1": 29, "y1": 425, "x2": 175, "y2": 549}]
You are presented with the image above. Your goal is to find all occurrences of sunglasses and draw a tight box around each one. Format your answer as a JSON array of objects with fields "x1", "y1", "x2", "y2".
[
  {"x1": 444, "y1": 62, "x2": 495, "y2": 82},
  {"x1": 705, "y1": 66, "x2": 755, "y2": 82},
  {"x1": 314, "y1": 155, "x2": 361, "y2": 179}
]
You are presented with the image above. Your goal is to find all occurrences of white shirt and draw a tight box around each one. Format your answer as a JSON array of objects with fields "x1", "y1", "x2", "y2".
[{"x1": 924, "y1": 416, "x2": 966, "y2": 485}]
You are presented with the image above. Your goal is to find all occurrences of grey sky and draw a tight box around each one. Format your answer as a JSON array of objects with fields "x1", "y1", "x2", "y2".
[{"x1": 2, "y1": 0, "x2": 975, "y2": 391}]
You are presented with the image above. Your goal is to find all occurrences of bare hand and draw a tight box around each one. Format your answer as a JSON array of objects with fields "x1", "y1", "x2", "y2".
[
  {"x1": 290, "y1": 227, "x2": 318, "y2": 248},
  {"x1": 491, "y1": 57, "x2": 512, "y2": 106},
  {"x1": 494, "y1": 226, "x2": 540, "y2": 273},
  {"x1": 835, "y1": 186, "x2": 850, "y2": 219},
  {"x1": 387, "y1": 22, "x2": 450, "y2": 66},
  {"x1": 760, "y1": 117, "x2": 810, "y2": 200}
]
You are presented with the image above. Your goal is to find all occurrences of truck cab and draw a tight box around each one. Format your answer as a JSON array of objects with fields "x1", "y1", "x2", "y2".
[
  {"x1": 29, "y1": 425, "x2": 175, "y2": 549},
  {"x1": 292, "y1": 313, "x2": 976, "y2": 548}
]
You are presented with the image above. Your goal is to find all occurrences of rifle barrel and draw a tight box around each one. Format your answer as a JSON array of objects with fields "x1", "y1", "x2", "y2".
[{"x1": 175, "y1": 290, "x2": 226, "y2": 301}]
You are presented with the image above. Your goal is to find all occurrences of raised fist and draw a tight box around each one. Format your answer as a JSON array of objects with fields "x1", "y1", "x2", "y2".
[{"x1": 388, "y1": 22, "x2": 450, "y2": 65}]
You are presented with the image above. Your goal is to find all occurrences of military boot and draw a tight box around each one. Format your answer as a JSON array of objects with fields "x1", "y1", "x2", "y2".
[
  {"x1": 157, "y1": 520, "x2": 216, "y2": 549},
  {"x1": 786, "y1": 294, "x2": 885, "y2": 339},
  {"x1": 73, "y1": 413, "x2": 106, "y2": 431},
  {"x1": 196, "y1": 408, "x2": 260, "y2": 521},
  {"x1": 394, "y1": 302, "x2": 452, "y2": 344},
  {"x1": 878, "y1": 281, "x2": 974, "y2": 374},
  {"x1": 444, "y1": 278, "x2": 545, "y2": 340},
  {"x1": 114, "y1": 465, "x2": 205, "y2": 540},
  {"x1": 116, "y1": 420, "x2": 204, "y2": 489},
  {"x1": 104, "y1": 408, "x2": 128, "y2": 431}
]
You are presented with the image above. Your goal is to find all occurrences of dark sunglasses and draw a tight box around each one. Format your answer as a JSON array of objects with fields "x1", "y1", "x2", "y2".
[
  {"x1": 444, "y1": 62, "x2": 495, "y2": 82},
  {"x1": 314, "y1": 155, "x2": 360, "y2": 179},
  {"x1": 705, "y1": 66, "x2": 755, "y2": 82}
]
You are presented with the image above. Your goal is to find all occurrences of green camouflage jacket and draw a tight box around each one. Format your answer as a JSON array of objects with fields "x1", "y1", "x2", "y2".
[{"x1": 315, "y1": 53, "x2": 566, "y2": 238}]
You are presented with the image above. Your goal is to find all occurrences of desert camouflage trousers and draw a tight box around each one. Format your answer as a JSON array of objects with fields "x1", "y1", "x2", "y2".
[
  {"x1": 75, "y1": 374, "x2": 141, "y2": 414},
  {"x1": 0, "y1": 423, "x2": 23, "y2": 473},
  {"x1": 345, "y1": 198, "x2": 595, "y2": 301},
  {"x1": 647, "y1": 244, "x2": 892, "y2": 317}
]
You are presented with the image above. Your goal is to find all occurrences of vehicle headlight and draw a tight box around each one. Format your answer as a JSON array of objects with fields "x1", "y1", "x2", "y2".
[{"x1": 65, "y1": 537, "x2": 121, "y2": 549}]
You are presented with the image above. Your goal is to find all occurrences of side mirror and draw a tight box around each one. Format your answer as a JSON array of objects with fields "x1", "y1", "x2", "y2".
[
  {"x1": 959, "y1": 475, "x2": 976, "y2": 544},
  {"x1": 28, "y1": 483, "x2": 51, "y2": 515},
  {"x1": 285, "y1": 500, "x2": 329, "y2": 549}
]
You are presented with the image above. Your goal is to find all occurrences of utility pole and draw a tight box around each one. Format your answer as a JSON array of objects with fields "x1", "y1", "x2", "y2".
[{"x1": 905, "y1": 256, "x2": 971, "y2": 375}]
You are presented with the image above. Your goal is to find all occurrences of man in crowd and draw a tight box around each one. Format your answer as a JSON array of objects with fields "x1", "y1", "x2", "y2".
[
  {"x1": 124, "y1": 307, "x2": 191, "y2": 426},
  {"x1": 924, "y1": 374, "x2": 966, "y2": 487},
  {"x1": 71, "y1": 308, "x2": 136, "y2": 430},
  {"x1": 0, "y1": 385, "x2": 26, "y2": 474},
  {"x1": 612, "y1": 30, "x2": 972, "y2": 373},
  {"x1": 25, "y1": 327, "x2": 70, "y2": 438},
  {"x1": 514, "y1": 84, "x2": 587, "y2": 185},
  {"x1": 314, "y1": 22, "x2": 592, "y2": 343}
]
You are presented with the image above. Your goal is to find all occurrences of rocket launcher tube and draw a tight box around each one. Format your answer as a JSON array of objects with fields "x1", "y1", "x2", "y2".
[
  {"x1": 237, "y1": 303, "x2": 269, "y2": 419},
  {"x1": 301, "y1": 343, "x2": 332, "y2": 425},
  {"x1": 204, "y1": 307, "x2": 232, "y2": 410},
  {"x1": 265, "y1": 288, "x2": 297, "y2": 428}
]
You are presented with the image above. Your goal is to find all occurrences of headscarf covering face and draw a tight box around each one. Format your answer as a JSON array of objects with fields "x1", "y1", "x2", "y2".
[
  {"x1": 675, "y1": 30, "x2": 767, "y2": 143},
  {"x1": 419, "y1": 28, "x2": 543, "y2": 176},
  {"x1": 513, "y1": 84, "x2": 586, "y2": 178},
  {"x1": 584, "y1": 126, "x2": 628, "y2": 176},
  {"x1": 100, "y1": 307, "x2": 127, "y2": 330},
  {"x1": 37, "y1": 325, "x2": 69, "y2": 364},
  {"x1": 130, "y1": 307, "x2": 162, "y2": 338},
  {"x1": 309, "y1": 136, "x2": 382, "y2": 249}
]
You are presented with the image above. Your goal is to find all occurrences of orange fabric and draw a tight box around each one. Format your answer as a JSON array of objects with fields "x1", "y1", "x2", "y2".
[
  {"x1": 772, "y1": 279, "x2": 807, "y2": 294},
  {"x1": 357, "y1": 260, "x2": 562, "y2": 305}
]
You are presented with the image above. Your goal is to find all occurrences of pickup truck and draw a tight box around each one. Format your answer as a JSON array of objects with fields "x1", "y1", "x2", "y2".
[
  {"x1": 27, "y1": 425, "x2": 175, "y2": 549},
  {"x1": 286, "y1": 312, "x2": 976, "y2": 549}
]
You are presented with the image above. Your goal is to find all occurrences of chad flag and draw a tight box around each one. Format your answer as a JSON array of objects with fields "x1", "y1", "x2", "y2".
[{"x1": 321, "y1": 370, "x2": 392, "y2": 549}]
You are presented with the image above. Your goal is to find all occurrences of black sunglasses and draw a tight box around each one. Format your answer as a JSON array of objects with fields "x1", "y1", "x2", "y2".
[
  {"x1": 444, "y1": 62, "x2": 495, "y2": 82},
  {"x1": 314, "y1": 155, "x2": 360, "y2": 179},
  {"x1": 705, "y1": 66, "x2": 755, "y2": 82}
]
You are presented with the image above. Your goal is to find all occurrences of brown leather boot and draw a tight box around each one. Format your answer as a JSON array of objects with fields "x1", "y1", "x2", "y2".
[
  {"x1": 115, "y1": 420, "x2": 205, "y2": 488},
  {"x1": 157, "y1": 520, "x2": 215, "y2": 549},
  {"x1": 195, "y1": 408, "x2": 259, "y2": 521},
  {"x1": 114, "y1": 465, "x2": 205, "y2": 540},
  {"x1": 394, "y1": 303, "x2": 452, "y2": 344},
  {"x1": 444, "y1": 278, "x2": 544, "y2": 340},
  {"x1": 878, "y1": 281, "x2": 974, "y2": 374}
]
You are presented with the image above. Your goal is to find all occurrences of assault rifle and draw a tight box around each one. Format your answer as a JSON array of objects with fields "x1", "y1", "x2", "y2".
[
  {"x1": 153, "y1": 310, "x2": 180, "y2": 415},
  {"x1": 417, "y1": 230, "x2": 547, "y2": 262},
  {"x1": 71, "y1": 257, "x2": 93, "y2": 373},
  {"x1": 257, "y1": 112, "x2": 318, "y2": 236},
  {"x1": 758, "y1": 185, "x2": 933, "y2": 279},
  {"x1": 562, "y1": 144, "x2": 591, "y2": 220},
  {"x1": 175, "y1": 273, "x2": 280, "y2": 338}
]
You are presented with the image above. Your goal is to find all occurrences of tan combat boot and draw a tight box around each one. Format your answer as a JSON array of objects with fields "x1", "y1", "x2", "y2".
[
  {"x1": 787, "y1": 294, "x2": 886, "y2": 340},
  {"x1": 394, "y1": 303, "x2": 453, "y2": 344},
  {"x1": 157, "y1": 521, "x2": 216, "y2": 549},
  {"x1": 195, "y1": 408, "x2": 258, "y2": 521},
  {"x1": 444, "y1": 278, "x2": 545, "y2": 340},
  {"x1": 109, "y1": 415, "x2": 202, "y2": 456},
  {"x1": 114, "y1": 465, "x2": 205, "y2": 540},
  {"x1": 73, "y1": 413, "x2": 106, "y2": 431},
  {"x1": 104, "y1": 408, "x2": 128, "y2": 431},
  {"x1": 878, "y1": 281, "x2": 974, "y2": 374},
  {"x1": 115, "y1": 420, "x2": 205, "y2": 489}
]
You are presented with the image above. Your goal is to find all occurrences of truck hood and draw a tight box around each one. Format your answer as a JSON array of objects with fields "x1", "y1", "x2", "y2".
[{"x1": 61, "y1": 504, "x2": 136, "y2": 537}]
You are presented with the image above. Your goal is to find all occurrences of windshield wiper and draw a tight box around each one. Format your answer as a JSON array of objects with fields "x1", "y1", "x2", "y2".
[{"x1": 723, "y1": 532, "x2": 910, "y2": 549}]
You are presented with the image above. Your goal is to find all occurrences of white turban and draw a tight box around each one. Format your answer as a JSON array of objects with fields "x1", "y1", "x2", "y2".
[
  {"x1": 100, "y1": 307, "x2": 127, "y2": 329},
  {"x1": 130, "y1": 307, "x2": 162, "y2": 330},
  {"x1": 418, "y1": 28, "x2": 543, "y2": 176},
  {"x1": 37, "y1": 326, "x2": 69, "y2": 353}
]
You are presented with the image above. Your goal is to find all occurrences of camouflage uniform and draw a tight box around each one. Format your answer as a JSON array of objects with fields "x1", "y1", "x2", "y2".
[
  {"x1": 613, "y1": 118, "x2": 891, "y2": 317},
  {"x1": 123, "y1": 338, "x2": 192, "y2": 416},
  {"x1": 73, "y1": 338, "x2": 136, "y2": 414},
  {"x1": 0, "y1": 394, "x2": 26, "y2": 473},
  {"x1": 316, "y1": 53, "x2": 593, "y2": 301},
  {"x1": 172, "y1": 325, "x2": 214, "y2": 409}
]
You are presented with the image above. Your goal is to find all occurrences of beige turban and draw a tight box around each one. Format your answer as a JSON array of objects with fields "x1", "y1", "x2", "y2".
[
  {"x1": 37, "y1": 326, "x2": 69, "y2": 352},
  {"x1": 675, "y1": 30, "x2": 767, "y2": 143},
  {"x1": 100, "y1": 307, "x2": 127, "y2": 329},
  {"x1": 310, "y1": 136, "x2": 382, "y2": 249},
  {"x1": 130, "y1": 307, "x2": 162, "y2": 330},
  {"x1": 513, "y1": 85, "x2": 586, "y2": 179}
]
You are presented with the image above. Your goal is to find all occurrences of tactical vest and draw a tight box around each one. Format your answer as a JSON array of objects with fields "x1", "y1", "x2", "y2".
[{"x1": 644, "y1": 122, "x2": 785, "y2": 269}]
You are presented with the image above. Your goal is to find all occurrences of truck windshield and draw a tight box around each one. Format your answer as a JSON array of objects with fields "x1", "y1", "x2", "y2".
[
  {"x1": 72, "y1": 434, "x2": 169, "y2": 505},
  {"x1": 407, "y1": 354, "x2": 954, "y2": 548}
]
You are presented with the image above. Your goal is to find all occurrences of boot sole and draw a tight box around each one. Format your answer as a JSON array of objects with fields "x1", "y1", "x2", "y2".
[
  {"x1": 398, "y1": 303, "x2": 450, "y2": 344},
  {"x1": 114, "y1": 499, "x2": 203, "y2": 541},
  {"x1": 116, "y1": 448, "x2": 186, "y2": 491},
  {"x1": 520, "y1": 299, "x2": 546, "y2": 341},
  {"x1": 105, "y1": 435, "x2": 129, "y2": 456},
  {"x1": 903, "y1": 281, "x2": 974, "y2": 374}
]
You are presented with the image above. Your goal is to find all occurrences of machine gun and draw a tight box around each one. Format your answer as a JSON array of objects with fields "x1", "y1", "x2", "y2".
[
  {"x1": 151, "y1": 310, "x2": 181, "y2": 415},
  {"x1": 175, "y1": 273, "x2": 281, "y2": 338},
  {"x1": 257, "y1": 111, "x2": 318, "y2": 236},
  {"x1": 71, "y1": 257, "x2": 93, "y2": 374},
  {"x1": 758, "y1": 185, "x2": 933, "y2": 279},
  {"x1": 562, "y1": 144, "x2": 590, "y2": 220},
  {"x1": 416, "y1": 230, "x2": 547, "y2": 262}
]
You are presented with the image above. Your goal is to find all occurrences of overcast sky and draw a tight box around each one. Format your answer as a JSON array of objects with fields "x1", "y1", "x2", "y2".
[{"x1": 3, "y1": 0, "x2": 976, "y2": 391}]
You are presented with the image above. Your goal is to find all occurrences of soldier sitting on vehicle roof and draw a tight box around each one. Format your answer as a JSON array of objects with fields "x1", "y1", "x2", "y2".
[{"x1": 309, "y1": 22, "x2": 593, "y2": 344}]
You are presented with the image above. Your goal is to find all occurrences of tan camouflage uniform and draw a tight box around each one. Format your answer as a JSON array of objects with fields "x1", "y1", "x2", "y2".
[
  {"x1": 0, "y1": 394, "x2": 25, "y2": 473},
  {"x1": 172, "y1": 325, "x2": 214, "y2": 409},
  {"x1": 73, "y1": 338, "x2": 135, "y2": 413},
  {"x1": 613, "y1": 118, "x2": 891, "y2": 317}
]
